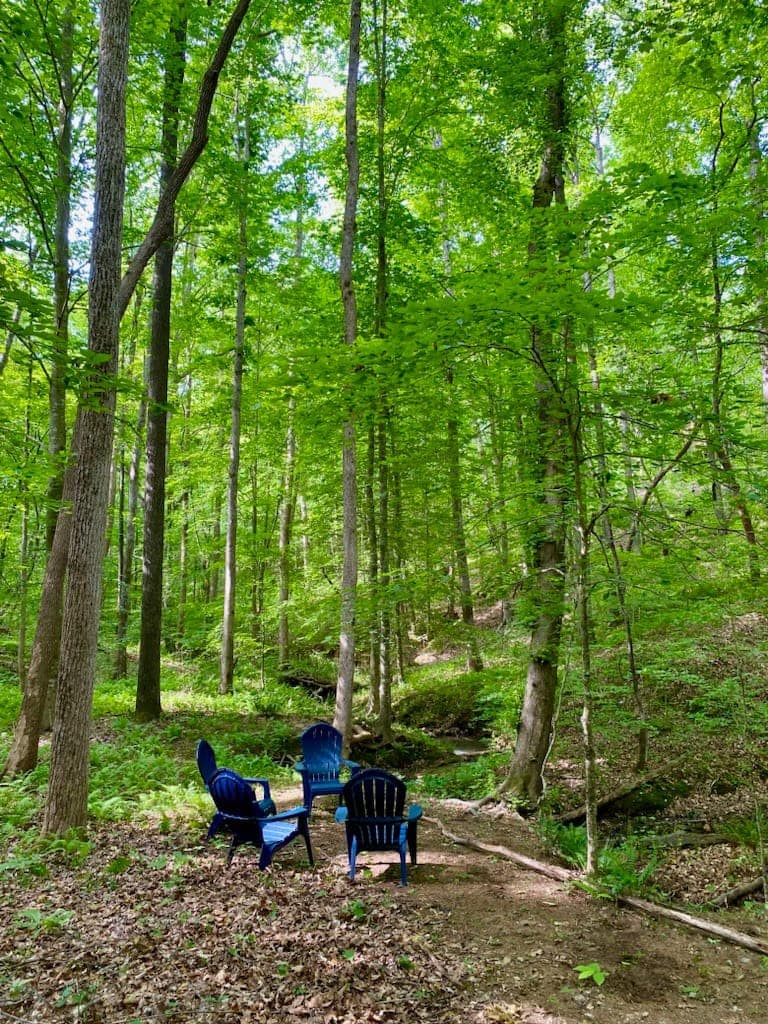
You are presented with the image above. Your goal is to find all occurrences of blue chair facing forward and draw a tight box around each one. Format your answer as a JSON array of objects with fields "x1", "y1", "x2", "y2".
[{"x1": 335, "y1": 767, "x2": 422, "y2": 885}]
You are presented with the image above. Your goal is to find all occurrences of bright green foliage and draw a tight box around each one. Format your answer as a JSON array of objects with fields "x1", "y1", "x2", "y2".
[{"x1": 574, "y1": 961, "x2": 607, "y2": 986}]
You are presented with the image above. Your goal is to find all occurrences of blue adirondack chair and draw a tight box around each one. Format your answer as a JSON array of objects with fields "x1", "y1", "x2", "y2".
[
  {"x1": 207, "y1": 767, "x2": 314, "y2": 870},
  {"x1": 335, "y1": 768, "x2": 422, "y2": 885},
  {"x1": 294, "y1": 722, "x2": 361, "y2": 815},
  {"x1": 196, "y1": 739, "x2": 276, "y2": 838}
]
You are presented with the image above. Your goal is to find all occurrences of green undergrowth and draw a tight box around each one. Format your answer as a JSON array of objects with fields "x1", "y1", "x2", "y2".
[
  {"x1": 0, "y1": 666, "x2": 334, "y2": 876},
  {"x1": 539, "y1": 820, "x2": 662, "y2": 899},
  {"x1": 415, "y1": 751, "x2": 508, "y2": 800},
  {"x1": 394, "y1": 664, "x2": 522, "y2": 736}
]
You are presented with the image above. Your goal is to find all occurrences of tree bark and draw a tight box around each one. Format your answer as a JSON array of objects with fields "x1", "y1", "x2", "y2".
[
  {"x1": 46, "y1": 7, "x2": 74, "y2": 553},
  {"x1": 43, "y1": 0, "x2": 130, "y2": 833},
  {"x1": 502, "y1": 1, "x2": 570, "y2": 811},
  {"x1": 333, "y1": 0, "x2": 362, "y2": 754},
  {"x1": 277, "y1": 396, "x2": 297, "y2": 671},
  {"x1": 3, "y1": 0, "x2": 258, "y2": 780},
  {"x1": 136, "y1": 8, "x2": 187, "y2": 720},
  {"x1": 220, "y1": 105, "x2": 248, "y2": 695}
]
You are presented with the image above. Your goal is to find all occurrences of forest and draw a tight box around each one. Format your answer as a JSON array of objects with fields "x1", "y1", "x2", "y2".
[{"x1": 1, "y1": 0, "x2": 767, "y2": 1021}]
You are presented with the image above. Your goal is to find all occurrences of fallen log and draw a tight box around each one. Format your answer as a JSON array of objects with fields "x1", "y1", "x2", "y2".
[
  {"x1": 426, "y1": 815, "x2": 768, "y2": 958},
  {"x1": 709, "y1": 876, "x2": 766, "y2": 908},
  {"x1": 554, "y1": 762, "x2": 682, "y2": 825},
  {"x1": 640, "y1": 830, "x2": 729, "y2": 849},
  {"x1": 424, "y1": 815, "x2": 574, "y2": 882}
]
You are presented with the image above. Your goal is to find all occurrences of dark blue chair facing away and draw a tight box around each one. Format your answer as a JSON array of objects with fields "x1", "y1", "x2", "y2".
[
  {"x1": 294, "y1": 722, "x2": 361, "y2": 815},
  {"x1": 335, "y1": 768, "x2": 422, "y2": 886},
  {"x1": 207, "y1": 768, "x2": 314, "y2": 870},
  {"x1": 196, "y1": 739, "x2": 276, "y2": 838}
]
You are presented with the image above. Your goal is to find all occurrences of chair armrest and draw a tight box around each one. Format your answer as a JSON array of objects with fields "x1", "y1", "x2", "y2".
[
  {"x1": 407, "y1": 804, "x2": 423, "y2": 822},
  {"x1": 244, "y1": 777, "x2": 271, "y2": 800},
  {"x1": 341, "y1": 759, "x2": 361, "y2": 772},
  {"x1": 269, "y1": 806, "x2": 309, "y2": 823},
  {"x1": 335, "y1": 806, "x2": 348, "y2": 823},
  {"x1": 294, "y1": 761, "x2": 307, "y2": 774}
]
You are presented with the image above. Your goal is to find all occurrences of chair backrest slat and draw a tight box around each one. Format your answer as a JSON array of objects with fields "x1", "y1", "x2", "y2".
[{"x1": 196, "y1": 739, "x2": 218, "y2": 788}]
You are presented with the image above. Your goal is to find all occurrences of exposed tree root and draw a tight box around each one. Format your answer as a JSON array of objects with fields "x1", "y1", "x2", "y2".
[{"x1": 426, "y1": 815, "x2": 768, "y2": 958}]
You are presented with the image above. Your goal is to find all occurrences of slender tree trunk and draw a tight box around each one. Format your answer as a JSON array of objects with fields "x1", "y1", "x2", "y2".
[
  {"x1": 46, "y1": 8, "x2": 74, "y2": 553},
  {"x1": 136, "y1": 9, "x2": 188, "y2": 720},
  {"x1": 390, "y1": 427, "x2": 407, "y2": 683},
  {"x1": 17, "y1": 362, "x2": 35, "y2": 684},
  {"x1": 709, "y1": 226, "x2": 760, "y2": 581},
  {"x1": 208, "y1": 486, "x2": 223, "y2": 601},
  {"x1": 43, "y1": 0, "x2": 130, "y2": 833},
  {"x1": 750, "y1": 133, "x2": 768, "y2": 419},
  {"x1": 333, "y1": 0, "x2": 361, "y2": 754},
  {"x1": 502, "y1": 1, "x2": 570, "y2": 811},
  {"x1": 446, "y1": 367, "x2": 483, "y2": 671},
  {"x1": 114, "y1": 370, "x2": 146, "y2": 676},
  {"x1": 277, "y1": 397, "x2": 297, "y2": 670},
  {"x1": 377, "y1": 416, "x2": 392, "y2": 742},
  {"x1": 175, "y1": 371, "x2": 192, "y2": 644},
  {"x1": 365, "y1": 421, "x2": 381, "y2": 715},
  {"x1": 220, "y1": 112, "x2": 248, "y2": 694},
  {"x1": 585, "y1": 126, "x2": 648, "y2": 770}
]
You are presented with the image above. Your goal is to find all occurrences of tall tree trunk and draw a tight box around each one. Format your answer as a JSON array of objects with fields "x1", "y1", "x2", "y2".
[
  {"x1": 208, "y1": 485, "x2": 223, "y2": 601},
  {"x1": 501, "y1": 0, "x2": 570, "y2": 811},
  {"x1": 43, "y1": 0, "x2": 130, "y2": 833},
  {"x1": 446, "y1": 366, "x2": 483, "y2": 672},
  {"x1": 365, "y1": 421, "x2": 381, "y2": 715},
  {"x1": 46, "y1": 7, "x2": 74, "y2": 553},
  {"x1": 389, "y1": 426, "x2": 407, "y2": 683},
  {"x1": 136, "y1": 9, "x2": 188, "y2": 720},
  {"x1": 709, "y1": 209, "x2": 759, "y2": 580},
  {"x1": 750, "y1": 132, "x2": 768, "y2": 419},
  {"x1": 569, "y1": 408, "x2": 599, "y2": 877},
  {"x1": 277, "y1": 396, "x2": 297, "y2": 670},
  {"x1": 377, "y1": 415, "x2": 393, "y2": 742},
  {"x1": 114, "y1": 290, "x2": 147, "y2": 678},
  {"x1": 176, "y1": 371, "x2": 192, "y2": 644},
  {"x1": 333, "y1": 0, "x2": 361, "y2": 754},
  {"x1": 220, "y1": 110, "x2": 248, "y2": 695},
  {"x1": 585, "y1": 125, "x2": 648, "y2": 770},
  {"x1": 17, "y1": 362, "x2": 35, "y2": 684},
  {"x1": 3, "y1": 0, "x2": 256, "y2": 779}
]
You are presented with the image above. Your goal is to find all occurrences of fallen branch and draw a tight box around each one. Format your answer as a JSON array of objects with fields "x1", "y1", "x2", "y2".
[
  {"x1": 427, "y1": 815, "x2": 768, "y2": 958},
  {"x1": 617, "y1": 894, "x2": 768, "y2": 956},
  {"x1": 641, "y1": 830, "x2": 730, "y2": 849},
  {"x1": 425, "y1": 816, "x2": 574, "y2": 883},
  {"x1": 554, "y1": 762, "x2": 681, "y2": 825},
  {"x1": 709, "y1": 876, "x2": 766, "y2": 908}
]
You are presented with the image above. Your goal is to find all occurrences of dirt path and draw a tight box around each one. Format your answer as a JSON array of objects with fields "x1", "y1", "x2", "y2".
[
  {"x1": 306, "y1": 795, "x2": 768, "y2": 1024},
  {"x1": 1, "y1": 792, "x2": 766, "y2": 1024}
]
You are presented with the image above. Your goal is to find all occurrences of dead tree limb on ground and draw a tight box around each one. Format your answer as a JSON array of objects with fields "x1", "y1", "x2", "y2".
[
  {"x1": 709, "y1": 876, "x2": 765, "y2": 908},
  {"x1": 427, "y1": 815, "x2": 768, "y2": 958},
  {"x1": 553, "y1": 761, "x2": 682, "y2": 825}
]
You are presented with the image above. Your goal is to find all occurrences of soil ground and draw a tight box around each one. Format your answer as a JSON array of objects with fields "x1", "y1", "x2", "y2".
[{"x1": 2, "y1": 787, "x2": 766, "y2": 1024}]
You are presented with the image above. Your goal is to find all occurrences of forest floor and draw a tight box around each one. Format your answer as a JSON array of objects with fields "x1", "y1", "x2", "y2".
[{"x1": 1, "y1": 786, "x2": 767, "y2": 1024}]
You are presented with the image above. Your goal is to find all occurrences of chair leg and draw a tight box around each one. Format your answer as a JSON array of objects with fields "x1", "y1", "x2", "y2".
[
  {"x1": 399, "y1": 850, "x2": 408, "y2": 886},
  {"x1": 226, "y1": 837, "x2": 237, "y2": 868},
  {"x1": 300, "y1": 819, "x2": 315, "y2": 867},
  {"x1": 349, "y1": 836, "x2": 358, "y2": 881},
  {"x1": 407, "y1": 825, "x2": 418, "y2": 865}
]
